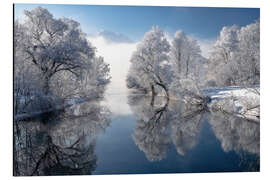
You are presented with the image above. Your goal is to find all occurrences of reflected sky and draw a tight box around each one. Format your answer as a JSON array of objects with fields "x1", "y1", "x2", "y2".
[{"x1": 88, "y1": 36, "x2": 137, "y2": 115}]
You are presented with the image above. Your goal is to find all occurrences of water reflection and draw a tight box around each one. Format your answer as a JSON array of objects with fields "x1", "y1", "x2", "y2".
[
  {"x1": 209, "y1": 110, "x2": 260, "y2": 171},
  {"x1": 14, "y1": 94, "x2": 260, "y2": 175},
  {"x1": 129, "y1": 95, "x2": 171, "y2": 161},
  {"x1": 209, "y1": 109, "x2": 260, "y2": 155},
  {"x1": 170, "y1": 106, "x2": 205, "y2": 156},
  {"x1": 128, "y1": 94, "x2": 206, "y2": 161},
  {"x1": 13, "y1": 100, "x2": 111, "y2": 176},
  {"x1": 128, "y1": 93, "x2": 259, "y2": 169}
]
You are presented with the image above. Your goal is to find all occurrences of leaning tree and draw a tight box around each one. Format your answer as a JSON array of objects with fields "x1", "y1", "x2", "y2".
[{"x1": 126, "y1": 26, "x2": 173, "y2": 98}]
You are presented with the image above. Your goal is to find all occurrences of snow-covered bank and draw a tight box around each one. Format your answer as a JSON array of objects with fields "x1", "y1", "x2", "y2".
[
  {"x1": 203, "y1": 85, "x2": 260, "y2": 122},
  {"x1": 14, "y1": 96, "x2": 100, "y2": 121}
]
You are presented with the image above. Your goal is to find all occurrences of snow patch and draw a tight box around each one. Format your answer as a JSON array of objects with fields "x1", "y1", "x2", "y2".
[{"x1": 204, "y1": 85, "x2": 260, "y2": 122}]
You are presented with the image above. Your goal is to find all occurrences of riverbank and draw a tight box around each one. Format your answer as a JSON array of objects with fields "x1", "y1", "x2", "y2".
[
  {"x1": 14, "y1": 95, "x2": 101, "y2": 121},
  {"x1": 203, "y1": 85, "x2": 260, "y2": 122}
]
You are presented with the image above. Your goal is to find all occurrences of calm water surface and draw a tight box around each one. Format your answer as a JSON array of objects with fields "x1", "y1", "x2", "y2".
[{"x1": 13, "y1": 93, "x2": 260, "y2": 176}]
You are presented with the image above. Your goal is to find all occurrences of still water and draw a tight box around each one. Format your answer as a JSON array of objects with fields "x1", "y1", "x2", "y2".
[{"x1": 13, "y1": 93, "x2": 260, "y2": 176}]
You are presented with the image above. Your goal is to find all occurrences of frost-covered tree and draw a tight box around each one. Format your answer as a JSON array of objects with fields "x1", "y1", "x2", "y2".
[
  {"x1": 171, "y1": 30, "x2": 202, "y2": 79},
  {"x1": 208, "y1": 21, "x2": 260, "y2": 86},
  {"x1": 169, "y1": 29, "x2": 208, "y2": 101},
  {"x1": 50, "y1": 56, "x2": 111, "y2": 99},
  {"x1": 82, "y1": 56, "x2": 111, "y2": 97},
  {"x1": 15, "y1": 7, "x2": 99, "y2": 94},
  {"x1": 208, "y1": 25, "x2": 240, "y2": 86},
  {"x1": 234, "y1": 20, "x2": 260, "y2": 85},
  {"x1": 14, "y1": 7, "x2": 111, "y2": 117},
  {"x1": 126, "y1": 26, "x2": 173, "y2": 97},
  {"x1": 14, "y1": 20, "x2": 46, "y2": 115}
]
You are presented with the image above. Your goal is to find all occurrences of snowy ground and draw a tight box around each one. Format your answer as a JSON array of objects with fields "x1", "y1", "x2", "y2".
[
  {"x1": 14, "y1": 96, "x2": 99, "y2": 121},
  {"x1": 203, "y1": 85, "x2": 260, "y2": 122}
]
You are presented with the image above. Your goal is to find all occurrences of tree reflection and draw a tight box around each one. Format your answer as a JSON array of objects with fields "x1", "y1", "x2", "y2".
[
  {"x1": 13, "y1": 101, "x2": 111, "y2": 176},
  {"x1": 209, "y1": 109, "x2": 260, "y2": 156},
  {"x1": 129, "y1": 93, "x2": 260, "y2": 171},
  {"x1": 128, "y1": 94, "x2": 206, "y2": 161},
  {"x1": 208, "y1": 110, "x2": 260, "y2": 171},
  {"x1": 170, "y1": 103, "x2": 206, "y2": 156},
  {"x1": 129, "y1": 95, "x2": 171, "y2": 161}
]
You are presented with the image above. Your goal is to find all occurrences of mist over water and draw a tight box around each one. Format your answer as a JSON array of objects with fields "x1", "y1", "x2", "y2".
[{"x1": 88, "y1": 35, "x2": 137, "y2": 115}]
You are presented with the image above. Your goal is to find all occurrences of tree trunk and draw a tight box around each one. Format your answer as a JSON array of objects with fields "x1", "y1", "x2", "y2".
[
  {"x1": 177, "y1": 51, "x2": 181, "y2": 75},
  {"x1": 186, "y1": 57, "x2": 189, "y2": 78},
  {"x1": 43, "y1": 75, "x2": 51, "y2": 95},
  {"x1": 150, "y1": 93, "x2": 155, "y2": 107},
  {"x1": 155, "y1": 82, "x2": 169, "y2": 100},
  {"x1": 151, "y1": 84, "x2": 156, "y2": 96},
  {"x1": 150, "y1": 84, "x2": 156, "y2": 106}
]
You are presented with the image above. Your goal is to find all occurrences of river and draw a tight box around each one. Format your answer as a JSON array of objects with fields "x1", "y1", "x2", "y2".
[{"x1": 13, "y1": 91, "x2": 259, "y2": 176}]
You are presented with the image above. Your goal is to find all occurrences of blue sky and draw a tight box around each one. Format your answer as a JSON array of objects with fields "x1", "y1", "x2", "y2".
[{"x1": 14, "y1": 4, "x2": 259, "y2": 41}]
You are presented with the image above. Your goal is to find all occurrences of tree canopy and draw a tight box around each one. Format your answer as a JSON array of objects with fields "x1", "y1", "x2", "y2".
[{"x1": 15, "y1": 7, "x2": 110, "y2": 95}]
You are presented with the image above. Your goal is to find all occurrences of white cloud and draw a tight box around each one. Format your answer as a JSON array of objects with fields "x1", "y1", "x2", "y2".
[
  {"x1": 88, "y1": 35, "x2": 138, "y2": 115},
  {"x1": 97, "y1": 30, "x2": 134, "y2": 43}
]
